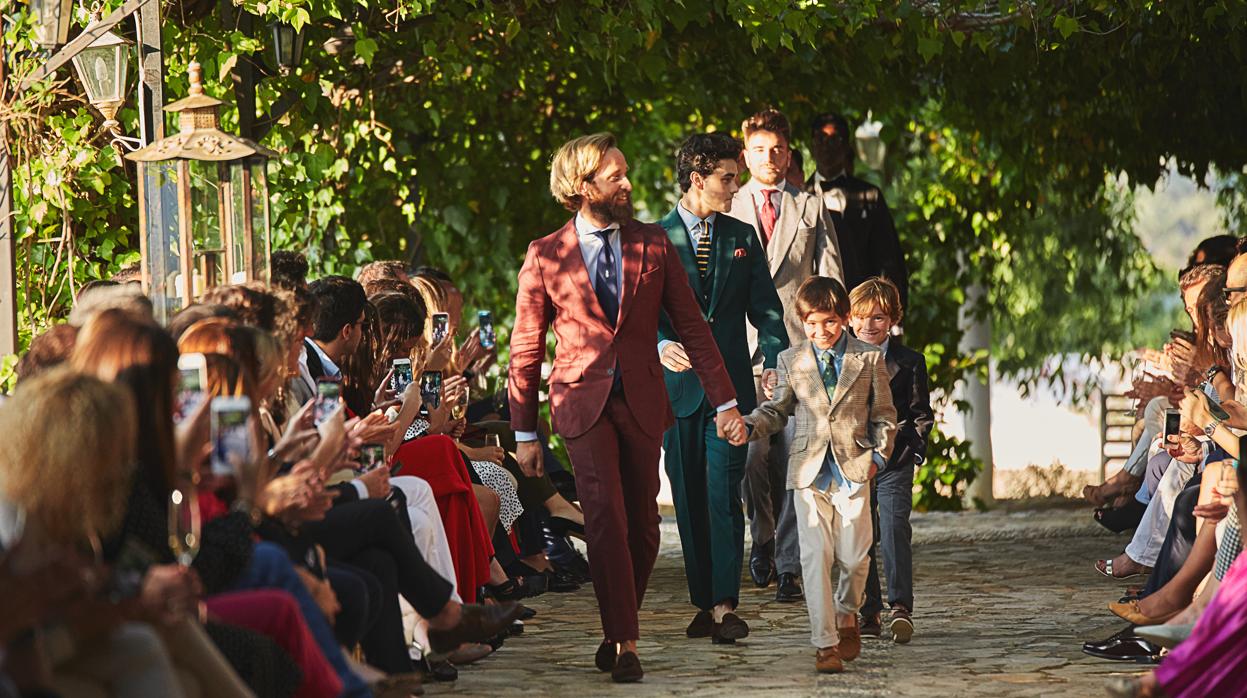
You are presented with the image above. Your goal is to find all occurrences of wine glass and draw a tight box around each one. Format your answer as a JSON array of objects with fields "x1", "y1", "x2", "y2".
[
  {"x1": 452, "y1": 386, "x2": 468, "y2": 421},
  {"x1": 168, "y1": 488, "x2": 201, "y2": 567}
]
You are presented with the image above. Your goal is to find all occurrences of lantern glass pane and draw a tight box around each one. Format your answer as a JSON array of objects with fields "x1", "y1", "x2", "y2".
[
  {"x1": 34, "y1": 0, "x2": 71, "y2": 47},
  {"x1": 250, "y1": 161, "x2": 271, "y2": 283},
  {"x1": 142, "y1": 162, "x2": 184, "y2": 322},
  {"x1": 226, "y1": 162, "x2": 249, "y2": 283},
  {"x1": 188, "y1": 161, "x2": 225, "y2": 296},
  {"x1": 74, "y1": 42, "x2": 128, "y2": 105}
]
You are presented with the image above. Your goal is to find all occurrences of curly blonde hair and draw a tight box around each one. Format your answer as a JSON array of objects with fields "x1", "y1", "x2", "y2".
[{"x1": 0, "y1": 368, "x2": 136, "y2": 544}]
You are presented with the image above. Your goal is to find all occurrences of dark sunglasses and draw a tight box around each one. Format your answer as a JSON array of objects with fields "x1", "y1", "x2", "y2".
[{"x1": 1224, "y1": 287, "x2": 1247, "y2": 303}]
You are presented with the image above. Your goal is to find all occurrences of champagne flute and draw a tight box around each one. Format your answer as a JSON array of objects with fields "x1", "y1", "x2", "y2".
[
  {"x1": 168, "y1": 488, "x2": 202, "y2": 567},
  {"x1": 452, "y1": 386, "x2": 468, "y2": 421}
]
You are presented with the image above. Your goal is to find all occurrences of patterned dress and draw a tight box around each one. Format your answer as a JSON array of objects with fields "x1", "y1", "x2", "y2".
[{"x1": 405, "y1": 419, "x2": 523, "y2": 531}]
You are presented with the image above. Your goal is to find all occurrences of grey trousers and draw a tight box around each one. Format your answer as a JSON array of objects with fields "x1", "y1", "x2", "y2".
[
  {"x1": 742, "y1": 374, "x2": 801, "y2": 575},
  {"x1": 862, "y1": 463, "x2": 915, "y2": 617}
]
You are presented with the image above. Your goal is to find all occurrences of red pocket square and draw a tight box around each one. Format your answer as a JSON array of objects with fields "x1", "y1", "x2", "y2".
[{"x1": 734, "y1": 248, "x2": 748, "y2": 258}]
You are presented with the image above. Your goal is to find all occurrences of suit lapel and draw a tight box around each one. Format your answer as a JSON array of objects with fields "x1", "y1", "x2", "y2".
[
  {"x1": 706, "y1": 220, "x2": 734, "y2": 317},
  {"x1": 767, "y1": 185, "x2": 802, "y2": 276},
  {"x1": 555, "y1": 221, "x2": 614, "y2": 333},
  {"x1": 885, "y1": 343, "x2": 902, "y2": 381},
  {"x1": 661, "y1": 208, "x2": 704, "y2": 312},
  {"x1": 616, "y1": 221, "x2": 645, "y2": 328},
  {"x1": 831, "y1": 350, "x2": 865, "y2": 410},
  {"x1": 794, "y1": 345, "x2": 831, "y2": 409}
]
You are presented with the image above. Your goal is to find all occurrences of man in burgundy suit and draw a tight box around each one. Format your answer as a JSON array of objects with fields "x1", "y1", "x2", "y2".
[{"x1": 510, "y1": 133, "x2": 744, "y2": 683}]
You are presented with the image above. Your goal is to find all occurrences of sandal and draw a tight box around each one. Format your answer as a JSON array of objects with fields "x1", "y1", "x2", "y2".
[{"x1": 1095, "y1": 558, "x2": 1148, "y2": 579}]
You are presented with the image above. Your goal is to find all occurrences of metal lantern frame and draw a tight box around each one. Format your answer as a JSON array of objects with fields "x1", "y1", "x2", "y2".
[
  {"x1": 854, "y1": 111, "x2": 887, "y2": 171},
  {"x1": 269, "y1": 21, "x2": 305, "y2": 74},
  {"x1": 125, "y1": 62, "x2": 276, "y2": 322},
  {"x1": 31, "y1": 0, "x2": 74, "y2": 49},
  {"x1": 70, "y1": 22, "x2": 134, "y2": 130}
]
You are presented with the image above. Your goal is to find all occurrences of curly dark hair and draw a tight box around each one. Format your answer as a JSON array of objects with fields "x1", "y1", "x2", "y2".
[
  {"x1": 200, "y1": 283, "x2": 280, "y2": 331},
  {"x1": 270, "y1": 250, "x2": 309, "y2": 290},
  {"x1": 675, "y1": 132, "x2": 743, "y2": 193}
]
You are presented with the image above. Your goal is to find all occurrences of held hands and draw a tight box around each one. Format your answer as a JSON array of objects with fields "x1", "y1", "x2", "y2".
[
  {"x1": 716, "y1": 407, "x2": 748, "y2": 446},
  {"x1": 761, "y1": 369, "x2": 779, "y2": 400},
  {"x1": 1180, "y1": 388, "x2": 1214, "y2": 431},
  {"x1": 660, "y1": 342, "x2": 692, "y2": 373}
]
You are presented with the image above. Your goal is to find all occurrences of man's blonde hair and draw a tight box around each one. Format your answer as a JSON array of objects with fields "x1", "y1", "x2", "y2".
[
  {"x1": 849, "y1": 277, "x2": 904, "y2": 325},
  {"x1": 549, "y1": 133, "x2": 617, "y2": 212}
]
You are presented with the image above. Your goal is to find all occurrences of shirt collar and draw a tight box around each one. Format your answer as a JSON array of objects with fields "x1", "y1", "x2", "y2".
[
  {"x1": 307, "y1": 338, "x2": 342, "y2": 378},
  {"x1": 814, "y1": 331, "x2": 849, "y2": 363},
  {"x1": 676, "y1": 201, "x2": 716, "y2": 233},
  {"x1": 748, "y1": 177, "x2": 784, "y2": 198},
  {"x1": 574, "y1": 213, "x2": 620, "y2": 239},
  {"x1": 813, "y1": 170, "x2": 848, "y2": 188},
  {"x1": 879, "y1": 337, "x2": 891, "y2": 356}
]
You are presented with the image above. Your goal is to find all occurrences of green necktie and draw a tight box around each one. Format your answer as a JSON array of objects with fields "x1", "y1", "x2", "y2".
[
  {"x1": 820, "y1": 349, "x2": 838, "y2": 399},
  {"x1": 695, "y1": 220, "x2": 712, "y2": 279}
]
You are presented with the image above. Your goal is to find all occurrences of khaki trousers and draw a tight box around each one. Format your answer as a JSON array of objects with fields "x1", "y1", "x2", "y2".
[{"x1": 794, "y1": 483, "x2": 873, "y2": 649}]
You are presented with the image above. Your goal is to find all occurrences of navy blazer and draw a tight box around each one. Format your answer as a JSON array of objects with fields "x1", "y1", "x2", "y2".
[{"x1": 883, "y1": 339, "x2": 934, "y2": 470}]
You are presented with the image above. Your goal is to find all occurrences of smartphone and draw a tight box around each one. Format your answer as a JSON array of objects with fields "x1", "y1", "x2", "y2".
[
  {"x1": 314, "y1": 378, "x2": 341, "y2": 425},
  {"x1": 211, "y1": 396, "x2": 253, "y2": 477},
  {"x1": 104, "y1": 539, "x2": 156, "y2": 603},
  {"x1": 432, "y1": 313, "x2": 450, "y2": 345},
  {"x1": 1163, "y1": 408, "x2": 1182, "y2": 444},
  {"x1": 420, "y1": 370, "x2": 443, "y2": 411},
  {"x1": 176, "y1": 353, "x2": 208, "y2": 423},
  {"x1": 391, "y1": 358, "x2": 414, "y2": 394},
  {"x1": 359, "y1": 443, "x2": 386, "y2": 472},
  {"x1": 478, "y1": 310, "x2": 496, "y2": 350}
]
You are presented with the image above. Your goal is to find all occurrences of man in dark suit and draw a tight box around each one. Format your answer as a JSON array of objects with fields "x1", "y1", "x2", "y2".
[
  {"x1": 848, "y1": 277, "x2": 933, "y2": 643},
  {"x1": 808, "y1": 113, "x2": 910, "y2": 309},
  {"x1": 509, "y1": 133, "x2": 742, "y2": 683},
  {"x1": 657, "y1": 133, "x2": 788, "y2": 644}
]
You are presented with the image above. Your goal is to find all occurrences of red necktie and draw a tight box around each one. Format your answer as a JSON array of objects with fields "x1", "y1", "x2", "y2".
[{"x1": 760, "y1": 189, "x2": 778, "y2": 246}]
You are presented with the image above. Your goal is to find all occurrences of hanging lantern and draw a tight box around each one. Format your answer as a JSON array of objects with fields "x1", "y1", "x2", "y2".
[
  {"x1": 125, "y1": 62, "x2": 277, "y2": 322},
  {"x1": 70, "y1": 23, "x2": 134, "y2": 131},
  {"x1": 269, "y1": 21, "x2": 305, "y2": 74},
  {"x1": 854, "y1": 111, "x2": 887, "y2": 171},
  {"x1": 31, "y1": 0, "x2": 73, "y2": 49}
]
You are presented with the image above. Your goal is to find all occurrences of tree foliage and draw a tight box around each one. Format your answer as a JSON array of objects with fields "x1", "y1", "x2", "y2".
[{"x1": 6, "y1": 0, "x2": 1245, "y2": 506}]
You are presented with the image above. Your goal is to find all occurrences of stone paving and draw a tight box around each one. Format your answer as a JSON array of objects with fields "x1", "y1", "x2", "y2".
[{"x1": 436, "y1": 503, "x2": 1149, "y2": 697}]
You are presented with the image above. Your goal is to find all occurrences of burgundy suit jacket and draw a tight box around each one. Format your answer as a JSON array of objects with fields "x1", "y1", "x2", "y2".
[{"x1": 509, "y1": 218, "x2": 735, "y2": 439}]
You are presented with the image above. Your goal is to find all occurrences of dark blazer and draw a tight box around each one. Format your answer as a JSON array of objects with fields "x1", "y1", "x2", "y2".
[
  {"x1": 807, "y1": 173, "x2": 909, "y2": 307},
  {"x1": 656, "y1": 208, "x2": 788, "y2": 417},
  {"x1": 883, "y1": 339, "x2": 934, "y2": 470}
]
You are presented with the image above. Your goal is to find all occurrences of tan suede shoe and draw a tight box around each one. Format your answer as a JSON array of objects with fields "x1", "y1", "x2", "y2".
[
  {"x1": 837, "y1": 624, "x2": 861, "y2": 661},
  {"x1": 815, "y1": 646, "x2": 844, "y2": 674}
]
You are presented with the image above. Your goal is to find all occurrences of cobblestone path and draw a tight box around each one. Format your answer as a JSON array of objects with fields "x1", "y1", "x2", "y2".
[{"x1": 437, "y1": 508, "x2": 1141, "y2": 697}]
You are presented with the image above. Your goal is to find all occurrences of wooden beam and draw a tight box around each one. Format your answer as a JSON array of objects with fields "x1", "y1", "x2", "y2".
[
  {"x1": 0, "y1": 43, "x2": 18, "y2": 354},
  {"x1": 18, "y1": 0, "x2": 154, "y2": 93},
  {"x1": 136, "y1": 0, "x2": 165, "y2": 144}
]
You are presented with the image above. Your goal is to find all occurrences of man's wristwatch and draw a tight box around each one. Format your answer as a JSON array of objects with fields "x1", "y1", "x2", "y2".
[{"x1": 1205, "y1": 419, "x2": 1223, "y2": 438}]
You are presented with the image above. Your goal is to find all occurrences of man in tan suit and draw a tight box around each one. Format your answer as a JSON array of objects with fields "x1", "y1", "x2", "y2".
[
  {"x1": 728, "y1": 109, "x2": 846, "y2": 599},
  {"x1": 735, "y1": 276, "x2": 896, "y2": 674}
]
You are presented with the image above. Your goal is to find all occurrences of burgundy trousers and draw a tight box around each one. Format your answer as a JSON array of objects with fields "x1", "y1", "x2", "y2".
[{"x1": 564, "y1": 393, "x2": 663, "y2": 642}]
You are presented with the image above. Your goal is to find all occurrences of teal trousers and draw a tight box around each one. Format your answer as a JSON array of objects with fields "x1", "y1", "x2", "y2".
[{"x1": 663, "y1": 400, "x2": 748, "y2": 610}]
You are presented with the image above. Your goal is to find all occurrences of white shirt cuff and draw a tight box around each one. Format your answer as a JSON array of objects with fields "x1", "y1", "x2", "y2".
[
  {"x1": 715, "y1": 400, "x2": 738, "y2": 413},
  {"x1": 658, "y1": 339, "x2": 675, "y2": 354},
  {"x1": 351, "y1": 480, "x2": 370, "y2": 499},
  {"x1": 515, "y1": 431, "x2": 539, "y2": 442}
]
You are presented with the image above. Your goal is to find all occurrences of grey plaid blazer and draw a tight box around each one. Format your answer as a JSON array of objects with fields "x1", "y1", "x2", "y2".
[{"x1": 744, "y1": 337, "x2": 897, "y2": 489}]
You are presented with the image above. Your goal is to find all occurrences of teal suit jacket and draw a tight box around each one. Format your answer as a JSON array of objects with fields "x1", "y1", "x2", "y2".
[{"x1": 658, "y1": 207, "x2": 788, "y2": 418}]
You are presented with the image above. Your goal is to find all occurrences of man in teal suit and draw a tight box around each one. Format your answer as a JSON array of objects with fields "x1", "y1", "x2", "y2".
[{"x1": 658, "y1": 133, "x2": 789, "y2": 643}]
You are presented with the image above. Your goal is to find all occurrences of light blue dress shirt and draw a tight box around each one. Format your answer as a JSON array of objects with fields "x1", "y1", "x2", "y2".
[{"x1": 573, "y1": 213, "x2": 622, "y2": 283}]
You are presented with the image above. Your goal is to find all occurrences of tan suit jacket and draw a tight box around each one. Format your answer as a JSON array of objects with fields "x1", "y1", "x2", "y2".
[
  {"x1": 729, "y1": 179, "x2": 845, "y2": 375},
  {"x1": 744, "y1": 337, "x2": 897, "y2": 489}
]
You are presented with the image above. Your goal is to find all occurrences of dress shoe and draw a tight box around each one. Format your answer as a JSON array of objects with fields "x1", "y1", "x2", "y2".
[
  {"x1": 1084, "y1": 625, "x2": 1140, "y2": 650},
  {"x1": 836, "y1": 624, "x2": 861, "y2": 661},
  {"x1": 518, "y1": 605, "x2": 538, "y2": 621},
  {"x1": 1109, "y1": 599, "x2": 1180, "y2": 626},
  {"x1": 889, "y1": 607, "x2": 914, "y2": 644},
  {"x1": 775, "y1": 572, "x2": 804, "y2": 602},
  {"x1": 860, "y1": 614, "x2": 882, "y2": 639},
  {"x1": 749, "y1": 541, "x2": 777, "y2": 588},
  {"x1": 1081, "y1": 636, "x2": 1160, "y2": 661},
  {"x1": 686, "y1": 610, "x2": 714, "y2": 639},
  {"x1": 815, "y1": 646, "x2": 844, "y2": 674},
  {"x1": 594, "y1": 641, "x2": 617, "y2": 672},
  {"x1": 418, "y1": 657, "x2": 457, "y2": 682},
  {"x1": 611, "y1": 651, "x2": 644, "y2": 683},
  {"x1": 427, "y1": 602, "x2": 524, "y2": 654},
  {"x1": 546, "y1": 567, "x2": 582, "y2": 593},
  {"x1": 1134, "y1": 623, "x2": 1195, "y2": 650},
  {"x1": 712, "y1": 613, "x2": 750, "y2": 644},
  {"x1": 546, "y1": 515, "x2": 587, "y2": 541}
]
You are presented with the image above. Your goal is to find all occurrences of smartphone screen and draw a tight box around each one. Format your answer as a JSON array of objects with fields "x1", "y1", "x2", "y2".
[
  {"x1": 314, "y1": 378, "x2": 341, "y2": 424},
  {"x1": 420, "y1": 370, "x2": 443, "y2": 410},
  {"x1": 176, "y1": 353, "x2": 207, "y2": 423},
  {"x1": 478, "y1": 310, "x2": 496, "y2": 350},
  {"x1": 359, "y1": 443, "x2": 386, "y2": 472},
  {"x1": 1164, "y1": 408, "x2": 1182, "y2": 443},
  {"x1": 432, "y1": 313, "x2": 450, "y2": 344},
  {"x1": 211, "y1": 396, "x2": 253, "y2": 477},
  {"x1": 391, "y1": 359, "x2": 414, "y2": 394}
]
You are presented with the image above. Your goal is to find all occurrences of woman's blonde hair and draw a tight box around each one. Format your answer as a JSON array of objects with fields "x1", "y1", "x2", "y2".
[
  {"x1": 411, "y1": 276, "x2": 449, "y2": 369},
  {"x1": 180, "y1": 319, "x2": 283, "y2": 400},
  {"x1": 1229, "y1": 298, "x2": 1247, "y2": 399},
  {"x1": 549, "y1": 132, "x2": 617, "y2": 211},
  {"x1": 0, "y1": 367, "x2": 136, "y2": 543}
]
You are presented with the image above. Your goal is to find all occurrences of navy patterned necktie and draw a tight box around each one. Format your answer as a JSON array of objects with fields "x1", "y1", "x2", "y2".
[{"x1": 593, "y1": 230, "x2": 619, "y2": 327}]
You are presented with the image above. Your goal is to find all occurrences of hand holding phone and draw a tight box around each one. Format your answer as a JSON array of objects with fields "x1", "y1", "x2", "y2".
[
  {"x1": 176, "y1": 353, "x2": 207, "y2": 424},
  {"x1": 314, "y1": 378, "x2": 342, "y2": 425},
  {"x1": 211, "y1": 396, "x2": 253, "y2": 477},
  {"x1": 431, "y1": 313, "x2": 450, "y2": 345},
  {"x1": 477, "y1": 310, "x2": 496, "y2": 350},
  {"x1": 391, "y1": 359, "x2": 414, "y2": 395},
  {"x1": 420, "y1": 370, "x2": 443, "y2": 412}
]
